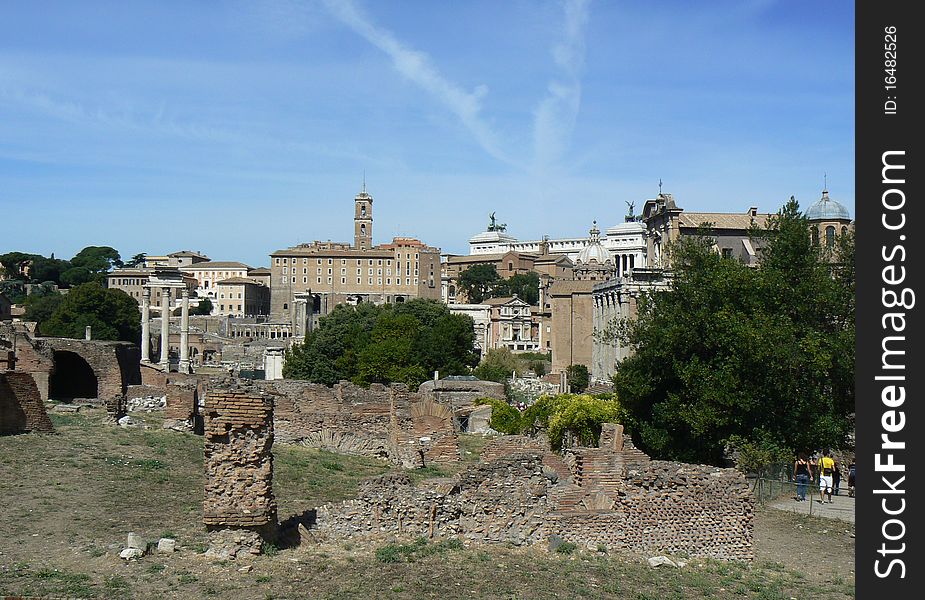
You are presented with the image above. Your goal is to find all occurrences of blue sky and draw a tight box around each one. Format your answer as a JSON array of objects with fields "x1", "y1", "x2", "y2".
[{"x1": 0, "y1": 0, "x2": 854, "y2": 268}]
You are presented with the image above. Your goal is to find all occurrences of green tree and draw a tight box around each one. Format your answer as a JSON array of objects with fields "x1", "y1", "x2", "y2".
[
  {"x1": 38, "y1": 282, "x2": 140, "y2": 342},
  {"x1": 612, "y1": 198, "x2": 854, "y2": 465},
  {"x1": 566, "y1": 364, "x2": 589, "y2": 393},
  {"x1": 495, "y1": 272, "x2": 540, "y2": 305},
  {"x1": 191, "y1": 298, "x2": 213, "y2": 315},
  {"x1": 284, "y1": 299, "x2": 479, "y2": 387},
  {"x1": 547, "y1": 394, "x2": 623, "y2": 450},
  {"x1": 62, "y1": 246, "x2": 122, "y2": 286},
  {"x1": 23, "y1": 293, "x2": 65, "y2": 325},
  {"x1": 457, "y1": 264, "x2": 500, "y2": 304},
  {"x1": 472, "y1": 348, "x2": 522, "y2": 383},
  {"x1": 0, "y1": 252, "x2": 40, "y2": 280},
  {"x1": 125, "y1": 253, "x2": 147, "y2": 268},
  {"x1": 0, "y1": 280, "x2": 27, "y2": 304},
  {"x1": 473, "y1": 397, "x2": 522, "y2": 434},
  {"x1": 30, "y1": 256, "x2": 70, "y2": 285}
]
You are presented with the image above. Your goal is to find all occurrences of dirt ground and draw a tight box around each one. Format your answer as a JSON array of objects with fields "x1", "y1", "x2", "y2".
[{"x1": 0, "y1": 408, "x2": 855, "y2": 599}]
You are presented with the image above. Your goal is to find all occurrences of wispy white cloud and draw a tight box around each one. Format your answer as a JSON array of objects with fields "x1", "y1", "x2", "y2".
[
  {"x1": 320, "y1": 0, "x2": 517, "y2": 167},
  {"x1": 532, "y1": 0, "x2": 590, "y2": 172}
]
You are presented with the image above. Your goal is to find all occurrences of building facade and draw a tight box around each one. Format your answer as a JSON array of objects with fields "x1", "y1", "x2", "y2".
[
  {"x1": 214, "y1": 277, "x2": 270, "y2": 318},
  {"x1": 268, "y1": 188, "x2": 441, "y2": 327}
]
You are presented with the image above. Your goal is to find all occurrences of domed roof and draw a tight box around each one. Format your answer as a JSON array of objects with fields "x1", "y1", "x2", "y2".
[
  {"x1": 606, "y1": 220, "x2": 645, "y2": 235},
  {"x1": 806, "y1": 190, "x2": 851, "y2": 221},
  {"x1": 468, "y1": 230, "x2": 517, "y2": 244},
  {"x1": 576, "y1": 221, "x2": 613, "y2": 265}
]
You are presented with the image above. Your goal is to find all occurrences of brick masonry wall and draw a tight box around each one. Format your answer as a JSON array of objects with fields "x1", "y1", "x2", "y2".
[
  {"x1": 480, "y1": 435, "x2": 571, "y2": 481},
  {"x1": 314, "y1": 453, "x2": 551, "y2": 546},
  {"x1": 388, "y1": 397, "x2": 460, "y2": 468},
  {"x1": 0, "y1": 371, "x2": 54, "y2": 434},
  {"x1": 315, "y1": 425, "x2": 754, "y2": 561},
  {"x1": 261, "y1": 380, "x2": 409, "y2": 458},
  {"x1": 202, "y1": 383, "x2": 277, "y2": 530},
  {"x1": 165, "y1": 383, "x2": 198, "y2": 421}
]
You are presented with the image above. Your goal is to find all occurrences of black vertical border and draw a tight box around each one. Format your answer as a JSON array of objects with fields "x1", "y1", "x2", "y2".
[{"x1": 856, "y1": 0, "x2": 921, "y2": 597}]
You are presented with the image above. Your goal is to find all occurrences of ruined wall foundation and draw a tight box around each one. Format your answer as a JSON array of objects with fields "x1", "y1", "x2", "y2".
[{"x1": 314, "y1": 424, "x2": 754, "y2": 561}]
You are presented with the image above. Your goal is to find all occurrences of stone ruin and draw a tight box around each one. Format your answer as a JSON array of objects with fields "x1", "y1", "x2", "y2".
[
  {"x1": 258, "y1": 379, "x2": 461, "y2": 468},
  {"x1": 1, "y1": 323, "x2": 140, "y2": 417},
  {"x1": 1, "y1": 371, "x2": 54, "y2": 435},
  {"x1": 186, "y1": 379, "x2": 751, "y2": 561},
  {"x1": 202, "y1": 382, "x2": 278, "y2": 559},
  {"x1": 313, "y1": 423, "x2": 754, "y2": 561},
  {"x1": 388, "y1": 397, "x2": 460, "y2": 469}
]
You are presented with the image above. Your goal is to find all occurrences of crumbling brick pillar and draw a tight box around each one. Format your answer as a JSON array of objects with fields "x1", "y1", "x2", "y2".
[
  {"x1": 1, "y1": 371, "x2": 54, "y2": 435},
  {"x1": 203, "y1": 383, "x2": 277, "y2": 558}
]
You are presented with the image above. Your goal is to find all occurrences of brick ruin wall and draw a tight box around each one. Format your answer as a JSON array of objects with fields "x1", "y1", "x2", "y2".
[
  {"x1": 0, "y1": 325, "x2": 140, "y2": 416},
  {"x1": 388, "y1": 397, "x2": 460, "y2": 468},
  {"x1": 314, "y1": 425, "x2": 754, "y2": 561},
  {"x1": 202, "y1": 383, "x2": 277, "y2": 546},
  {"x1": 254, "y1": 379, "x2": 460, "y2": 468},
  {"x1": 259, "y1": 380, "x2": 398, "y2": 458},
  {"x1": 314, "y1": 454, "x2": 550, "y2": 546},
  {"x1": 480, "y1": 435, "x2": 571, "y2": 481},
  {"x1": 417, "y1": 379, "x2": 506, "y2": 414},
  {"x1": 0, "y1": 371, "x2": 54, "y2": 435}
]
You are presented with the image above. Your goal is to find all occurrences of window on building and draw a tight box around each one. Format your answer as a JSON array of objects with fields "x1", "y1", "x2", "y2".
[
  {"x1": 811, "y1": 226, "x2": 820, "y2": 246},
  {"x1": 722, "y1": 248, "x2": 733, "y2": 259},
  {"x1": 826, "y1": 225, "x2": 836, "y2": 247}
]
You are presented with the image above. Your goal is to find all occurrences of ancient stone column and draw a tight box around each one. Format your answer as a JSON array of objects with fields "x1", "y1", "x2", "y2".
[
  {"x1": 159, "y1": 287, "x2": 171, "y2": 369},
  {"x1": 203, "y1": 383, "x2": 277, "y2": 558},
  {"x1": 140, "y1": 288, "x2": 151, "y2": 362},
  {"x1": 179, "y1": 289, "x2": 190, "y2": 373}
]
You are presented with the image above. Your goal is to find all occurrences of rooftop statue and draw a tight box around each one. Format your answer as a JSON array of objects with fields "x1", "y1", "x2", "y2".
[{"x1": 488, "y1": 212, "x2": 507, "y2": 232}]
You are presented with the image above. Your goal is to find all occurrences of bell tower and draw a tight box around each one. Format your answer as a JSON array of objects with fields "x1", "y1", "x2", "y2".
[{"x1": 354, "y1": 178, "x2": 373, "y2": 250}]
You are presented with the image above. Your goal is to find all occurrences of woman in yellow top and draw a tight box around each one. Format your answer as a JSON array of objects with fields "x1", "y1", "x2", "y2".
[{"x1": 818, "y1": 450, "x2": 836, "y2": 503}]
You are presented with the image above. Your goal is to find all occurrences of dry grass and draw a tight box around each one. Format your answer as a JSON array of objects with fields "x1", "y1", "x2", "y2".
[{"x1": 0, "y1": 409, "x2": 854, "y2": 599}]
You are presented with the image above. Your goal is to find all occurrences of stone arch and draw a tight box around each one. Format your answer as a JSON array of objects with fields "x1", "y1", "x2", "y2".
[{"x1": 49, "y1": 350, "x2": 98, "y2": 401}]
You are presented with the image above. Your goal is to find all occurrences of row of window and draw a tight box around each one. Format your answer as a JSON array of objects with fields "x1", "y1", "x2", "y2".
[
  {"x1": 112, "y1": 278, "x2": 144, "y2": 286},
  {"x1": 280, "y1": 267, "x2": 420, "y2": 277},
  {"x1": 811, "y1": 225, "x2": 848, "y2": 247},
  {"x1": 279, "y1": 276, "x2": 422, "y2": 286},
  {"x1": 275, "y1": 255, "x2": 422, "y2": 266}
]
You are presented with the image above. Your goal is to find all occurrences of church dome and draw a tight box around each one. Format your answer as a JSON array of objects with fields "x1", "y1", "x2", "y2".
[
  {"x1": 806, "y1": 190, "x2": 851, "y2": 221},
  {"x1": 576, "y1": 221, "x2": 613, "y2": 265}
]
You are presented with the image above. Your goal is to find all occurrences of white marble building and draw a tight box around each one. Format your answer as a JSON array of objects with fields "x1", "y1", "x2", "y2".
[{"x1": 468, "y1": 216, "x2": 647, "y2": 278}]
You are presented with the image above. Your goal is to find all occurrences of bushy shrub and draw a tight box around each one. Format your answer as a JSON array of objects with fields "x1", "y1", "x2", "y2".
[{"x1": 474, "y1": 398, "x2": 522, "y2": 434}]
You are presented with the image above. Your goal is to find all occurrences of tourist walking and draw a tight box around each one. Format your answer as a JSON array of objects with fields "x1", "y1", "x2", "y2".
[
  {"x1": 817, "y1": 450, "x2": 836, "y2": 503},
  {"x1": 833, "y1": 461, "x2": 842, "y2": 496},
  {"x1": 794, "y1": 453, "x2": 813, "y2": 501},
  {"x1": 847, "y1": 462, "x2": 856, "y2": 497}
]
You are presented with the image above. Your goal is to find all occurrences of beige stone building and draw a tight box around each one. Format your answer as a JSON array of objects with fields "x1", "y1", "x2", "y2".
[
  {"x1": 484, "y1": 296, "x2": 541, "y2": 354},
  {"x1": 214, "y1": 277, "x2": 270, "y2": 318},
  {"x1": 179, "y1": 261, "x2": 252, "y2": 301},
  {"x1": 106, "y1": 268, "x2": 197, "y2": 307},
  {"x1": 142, "y1": 250, "x2": 210, "y2": 269},
  {"x1": 641, "y1": 192, "x2": 772, "y2": 269},
  {"x1": 269, "y1": 187, "x2": 441, "y2": 327}
]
